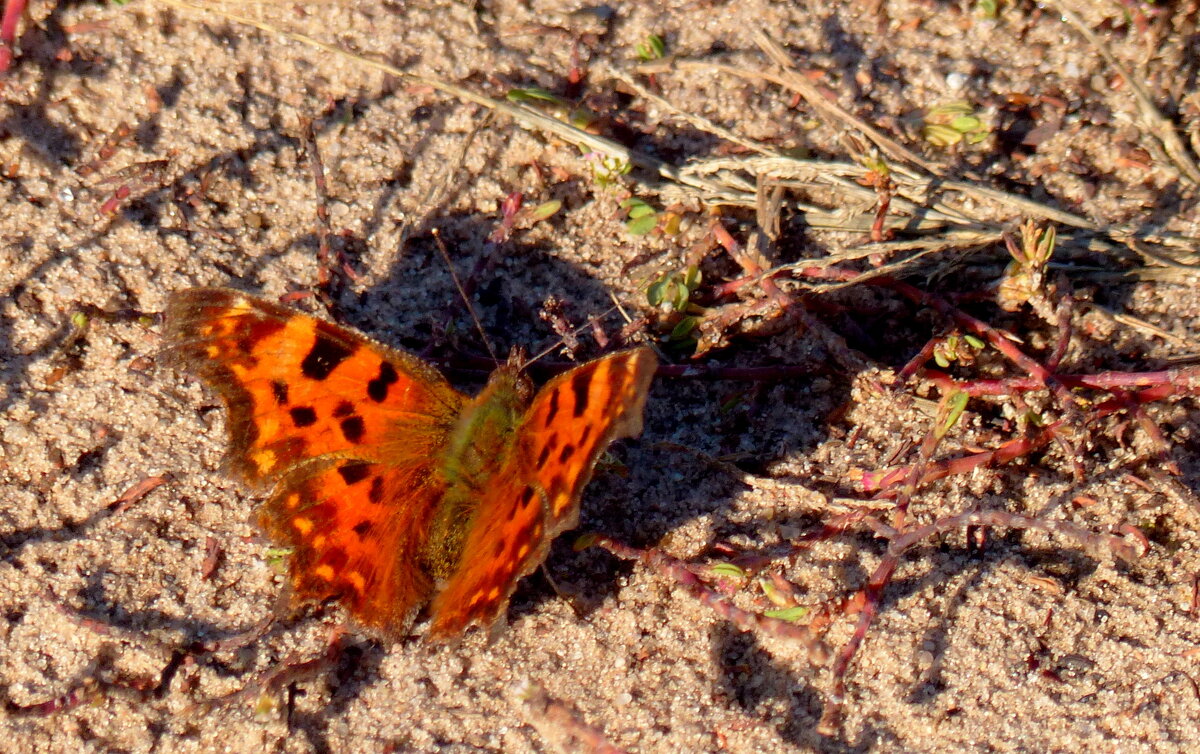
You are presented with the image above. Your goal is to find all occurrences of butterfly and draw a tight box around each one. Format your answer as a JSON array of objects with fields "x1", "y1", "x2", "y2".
[{"x1": 164, "y1": 288, "x2": 657, "y2": 639}]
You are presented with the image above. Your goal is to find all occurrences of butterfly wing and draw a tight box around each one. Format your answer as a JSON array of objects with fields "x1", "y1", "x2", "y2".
[
  {"x1": 427, "y1": 346, "x2": 658, "y2": 637},
  {"x1": 260, "y1": 458, "x2": 442, "y2": 632},
  {"x1": 165, "y1": 288, "x2": 463, "y2": 484},
  {"x1": 165, "y1": 288, "x2": 466, "y2": 633}
]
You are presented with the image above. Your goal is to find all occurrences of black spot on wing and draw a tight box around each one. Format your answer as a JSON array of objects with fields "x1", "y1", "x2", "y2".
[
  {"x1": 544, "y1": 389, "x2": 559, "y2": 426},
  {"x1": 321, "y1": 547, "x2": 348, "y2": 572},
  {"x1": 301, "y1": 335, "x2": 354, "y2": 381},
  {"x1": 558, "y1": 444, "x2": 576, "y2": 463},
  {"x1": 509, "y1": 486, "x2": 536, "y2": 521},
  {"x1": 338, "y1": 462, "x2": 371, "y2": 485},
  {"x1": 368, "y1": 476, "x2": 385, "y2": 504},
  {"x1": 340, "y1": 415, "x2": 365, "y2": 443},
  {"x1": 537, "y1": 445, "x2": 551, "y2": 467},
  {"x1": 570, "y1": 370, "x2": 590, "y2": 418},
  {"x1": 353, "y1": 520, "x2": 372, "y2": 537},
  {"x1": 271, "y1": 380, "x2": 289, "y2": 405},
  {"x1": 289, "y1": 406, "x2": 317, "y2": 427},
  {"x1": 367, "y1": 361, "x2": 399, "y2": 402},
  {"x1": 333, "y1": 400, "x2": 355, "y2": 418}
]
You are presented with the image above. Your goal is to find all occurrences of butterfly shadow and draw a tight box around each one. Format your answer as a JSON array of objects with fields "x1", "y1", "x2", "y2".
[
  {"x1": 283, "y1": 639, "x2": 388, "y2": 754},
  {"x1": 712, "y1": 624, "x2": 885, "y2": 752}
]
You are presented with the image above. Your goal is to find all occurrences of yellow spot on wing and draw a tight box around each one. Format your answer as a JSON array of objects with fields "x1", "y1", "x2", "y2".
[
  {"x1": 292, "y1": 517, "x2": 313, "y2": 535},
  {"x1": 314, "y1": 564, "x2": 335, "y2": 581},
  {"x1": 346, "y1": 571, "x2": 366, "y2": 592},
  {"x1": 252, "y1": 449, "x2": 276, "y2": 473}
]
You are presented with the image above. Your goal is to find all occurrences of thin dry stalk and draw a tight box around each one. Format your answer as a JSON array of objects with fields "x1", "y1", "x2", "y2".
[
  {"x1": 514, "y1": 680, "x2": 629, "y2": 754},
  {"x1": 1047, "y1": 0, "x2": 1200, "y2": 185}
]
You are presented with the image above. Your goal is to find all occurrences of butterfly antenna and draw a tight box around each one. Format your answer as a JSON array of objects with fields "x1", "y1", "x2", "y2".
[
  {"x1": 522, "y1": 301, "x2": 625, "y2": 368},
  {"x1": 432, "y1": 228, "x2": 499, "y2": 363}
]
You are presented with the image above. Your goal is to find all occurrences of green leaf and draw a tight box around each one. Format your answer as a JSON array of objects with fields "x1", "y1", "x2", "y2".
[
  {"x1": 527, "y1": 199, "x2": 562, "y2": 222},
  {"x1": 951, "y1": 115, "x2": 982, "y2": 134},
  {"x1": 670, "y1": 315, "x2": 698, "y2": 340},
  {"x1": 936, "y1": 390, "x2": 970, "y2": 437},
  {"x1": 635, "y1": 34, "x2": 666, "y2": 61},
  {"x1": 963, "y1": 334, "x2": 985, "y2": 349},
  {"x1": 573, "y1": 532, "x2": 600, "y2": 551},
  {"x1": 622, "y1": 197, "x2": 656, "y2": 218},
  {"x1": 764, "y1": 606, "x2": 810, "y2": 623},
  {"x1": 709, "y1": 562, "x2": 746, "y2": 581},
  {"x1": 923, "y1": 124, "x2": 964, "y2": 147},
  {"x1": 626, "y1": 213, "x2": 659, "y2": 235},
  {"x1": 647, "y1": 280, "x2": 667, "y2": 307},
  {"x1": 506, "y1": 87, "x2": 565, "y2": 105}
]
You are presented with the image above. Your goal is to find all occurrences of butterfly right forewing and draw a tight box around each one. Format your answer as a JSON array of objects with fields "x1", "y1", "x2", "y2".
[{"x1": 426, "y1": 347, "x2": 657, "y2": 637}]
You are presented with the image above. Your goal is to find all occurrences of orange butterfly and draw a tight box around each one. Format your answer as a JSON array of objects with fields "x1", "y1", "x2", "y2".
[{"x1": 165, "y1": 288, "x2": 657, "y2": 638}]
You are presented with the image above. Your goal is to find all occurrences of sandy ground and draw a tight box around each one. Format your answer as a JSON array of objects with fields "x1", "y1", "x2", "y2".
[{"x1": 2, "y1": 1, "x2": 1200, "y2": 752}]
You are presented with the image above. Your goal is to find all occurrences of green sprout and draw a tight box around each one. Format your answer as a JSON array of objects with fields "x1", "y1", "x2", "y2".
[
  {"x1": 589, "y1": 153, "x2": 632, "y2": 189},
  {"x1": 932, "y1": 334, "x2": 985, "y2": 368},
  {"x1": 976, "y1": 0, "x2": 1000, "y2": 19},
  {"x1": 635, "y1": 34, "x2": 666, "y2": 61},
  {"x1": 621, "y1": 197, "x2": 659, "y2": 235},
  {"x1": 997, "y1": 219, "x2": 1057, "y2": 313},
  {"x1": 647, "y1": 264, "x2": 703, "y2": 345},
  {"x1": 923, "y1": 101, "x2": 990, "y2": 147}
]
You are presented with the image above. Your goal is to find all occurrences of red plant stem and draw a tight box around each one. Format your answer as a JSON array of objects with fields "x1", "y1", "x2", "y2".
[
  {"x1": 860, "y1": 421, "x2": 1063, "y2": 494},
  {"x1": 1047, "y1": 294, "x2": 1074, "y2": 371},
  {"x1": 883, "y1": 279, "x2": 1070, "y2": 394},
  {"x1": 0, "y1": 0, "x2": 25, "y2": 75},
  {"x1": 897, "y1": 336, "x2": 944, "y2": 383},
  {"x1": 923, "y1": 366, "x2": 1200, "y2": 397},
  {"x1": 711, "y1": 219, "x2": 791, "y2": 310},
  {"x1": 516, "y1": 681, "x2": 629, "y2": 754},
  {"x1": 818, "y1": 555, "x2": 896, "y2": 735}
]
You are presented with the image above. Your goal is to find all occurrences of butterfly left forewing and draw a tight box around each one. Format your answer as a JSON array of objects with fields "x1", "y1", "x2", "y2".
[
  {"x1": 427, "y1": 347, "x2": 657, "y2": 637},
  {"x1": 165, "y1": 288, "x2": 463, "y2": 486}
]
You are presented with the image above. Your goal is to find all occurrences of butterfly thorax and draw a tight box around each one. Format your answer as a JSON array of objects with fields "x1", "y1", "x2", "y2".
[{"x1": 423, "y1": 365, "x2": 534, "y2": 579}]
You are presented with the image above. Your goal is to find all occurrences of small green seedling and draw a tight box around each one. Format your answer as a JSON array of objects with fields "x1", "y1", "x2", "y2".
[
  {"x1": 635, "y1": 34, "x2": 666, "y2": 61},
  {"x1": 923, "y1": 101, "x2": 990, "y2": 147},
  {"x1": 998, "y1": 219, "x2": 1057, "y2": 312}
]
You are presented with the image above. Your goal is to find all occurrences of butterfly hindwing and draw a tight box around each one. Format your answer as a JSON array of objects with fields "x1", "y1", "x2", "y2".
[
  {"x1": 261, "y1": 458, "x2": 444, "y2": 634},
  {"x1": 427, "y1": 347, "x2": 658, "y2": 636}
]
